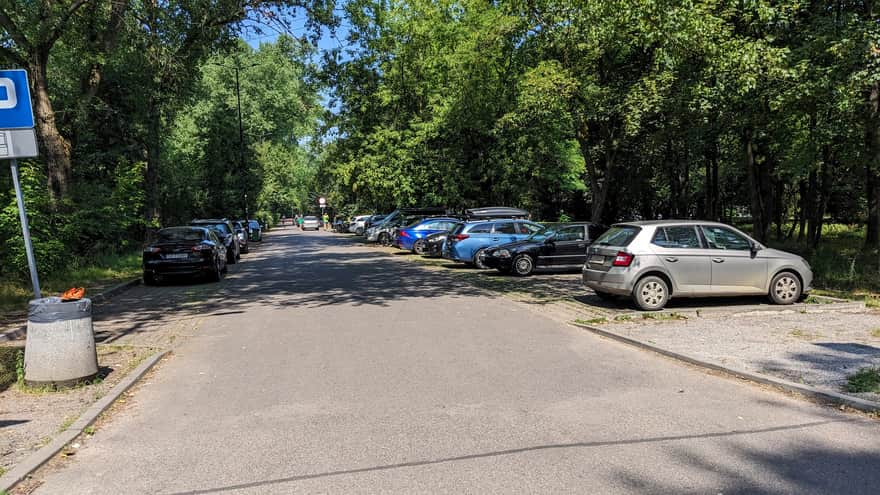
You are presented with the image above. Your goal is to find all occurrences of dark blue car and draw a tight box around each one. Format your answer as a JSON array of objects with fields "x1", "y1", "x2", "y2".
[{"x1": 395, "y1": 217, "x2": 461, "y2": 253}]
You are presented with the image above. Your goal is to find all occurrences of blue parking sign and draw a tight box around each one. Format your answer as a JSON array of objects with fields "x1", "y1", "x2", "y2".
[{"x1": 0, "y1": 69, "x2": 34, "y2": 129}]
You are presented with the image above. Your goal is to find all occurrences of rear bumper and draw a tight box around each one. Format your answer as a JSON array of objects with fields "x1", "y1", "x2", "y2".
[
  {"x1": 582, "y1": 267, "x2": 631, "y2": 295},
  {"x1": 144, "y1": 258, "x2": 214, "y2": 276}
]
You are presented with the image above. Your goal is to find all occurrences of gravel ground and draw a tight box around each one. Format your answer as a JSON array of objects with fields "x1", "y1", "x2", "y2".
[
  {"x1": 604, "y1": 309, "x2": 880, "y2": 403},
  {"x1": 0, "y1": 345, "x2": 156, "y2": 475}
]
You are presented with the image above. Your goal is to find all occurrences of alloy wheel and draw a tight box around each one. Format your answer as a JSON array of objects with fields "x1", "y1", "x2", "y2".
[{"x1": 774, "y1": 275, "x2": 799, "y2": 302}]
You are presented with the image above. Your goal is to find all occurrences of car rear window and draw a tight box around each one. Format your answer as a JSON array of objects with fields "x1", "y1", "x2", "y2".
[
  {"x1": 158, "y1": 228, "x2": 205, "y2": 242},
  {"x1": 304, "y1": 216, "x2": 318, "y2": 220},
  {"x1": 594, "y1": 226, "x2": 641, "y2": 247},
  {"x1": 248, "y1": 220, "x2": 260, "y2": 228}
]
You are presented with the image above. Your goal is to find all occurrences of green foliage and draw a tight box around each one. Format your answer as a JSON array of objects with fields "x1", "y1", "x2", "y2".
[{"x1": 846, "y1": 368, "x2": 880, "y2": 394}]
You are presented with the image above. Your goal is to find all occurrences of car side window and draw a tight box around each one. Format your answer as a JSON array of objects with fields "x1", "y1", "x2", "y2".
[
  {"x1": 495, "y1": 222, "x2": 517, "y2": 234},
  {"x1": 652, "y1": 226, "x2": 702, "y2": 249},
  {"x1": 556, "y1": 226, "x2": 586, "y2": 242},
  {"x1": 701, "y1": 226, "x2": 751, "y2": 250},
  {"x1": 468, "y1": 223, "x2": 492, "y2": 234},
  {"x1": 415, "y1": 221, "x2": 436, "y2": 230},
  {"x1": 516, "y1": 222, "x2": 542, "y2": 234}
]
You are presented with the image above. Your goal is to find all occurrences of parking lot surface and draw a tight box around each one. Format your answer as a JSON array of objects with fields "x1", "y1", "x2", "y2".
[{"x1": 30, "y1": 228, "x2": 880, "y2": 494}]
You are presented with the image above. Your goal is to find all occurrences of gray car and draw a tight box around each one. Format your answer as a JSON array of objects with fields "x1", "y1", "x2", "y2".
[
  {"x1": 582, "y1": 220, "x2": 813, "y2": 310},
  {"x1": 301, "y1": 216, "x2": 320, "y2": 231}
]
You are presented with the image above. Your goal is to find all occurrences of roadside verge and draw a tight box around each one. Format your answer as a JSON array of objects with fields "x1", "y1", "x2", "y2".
[{"x1": 0, "y1": 350, "x2": 170, "y2": 492}]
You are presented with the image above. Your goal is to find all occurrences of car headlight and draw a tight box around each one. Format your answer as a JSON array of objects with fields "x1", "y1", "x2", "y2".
[{"x1": 496, "y1": 249, "x2": 511, "y2": 258}]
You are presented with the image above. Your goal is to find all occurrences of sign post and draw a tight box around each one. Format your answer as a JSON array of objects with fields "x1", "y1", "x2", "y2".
[{"x1": 0, "y1": 69, "x2": 41, "y2": 298}]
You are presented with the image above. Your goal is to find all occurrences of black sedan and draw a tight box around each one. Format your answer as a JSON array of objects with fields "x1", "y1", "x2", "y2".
[
  {"x1": 143, "y1": 227, "x2": 227, "y2": 284},
  {"x1": 190, "y1": 218, "x2": 240, "y2": 264},
  {"x1": 481, "y1": 222, "x2": 607, "y2": 276},
  {"x1": 421, "y1": 230, "x2": 449, "y2": 257}
]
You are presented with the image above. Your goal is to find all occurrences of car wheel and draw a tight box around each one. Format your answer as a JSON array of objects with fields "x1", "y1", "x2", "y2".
[
  {"x1": 512, "y1": 254, "x2": 534, "y2": 276},
  {"x1": 379, "y1": 233, "x2": 390, "y2": 246},
  {"x1": 241, "y1": 244, "x2": 249, "y2": 254},
  {"x1": 633, "y1": 276, "x2": 669, "y2": 311},
  {"x1": 209, "y1": 259, "x2": 222, "y2": 282},
  {"x1": 227, "y1": 249, "x2": 237, "y2": 265},
  {"x1": 413, "y1": 240, "x2": 427, "y2": 255},
  {"x1": 143, "y1": 272, "x2": 158, "y2": 286},
  {"x1": 356, "y1": 227, "x2": 364, "y2": 236},
  {"x1": 769, "y1": 271, "x2": 801, "y2": 305},
  {"x1": 474, "y1": 249, "x2": 490, "y2": 269}
]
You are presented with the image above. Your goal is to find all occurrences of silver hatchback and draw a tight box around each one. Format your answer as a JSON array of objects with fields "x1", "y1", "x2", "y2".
[{"x1": 582, "y1": 220, "x2": 813, "y2": 310}]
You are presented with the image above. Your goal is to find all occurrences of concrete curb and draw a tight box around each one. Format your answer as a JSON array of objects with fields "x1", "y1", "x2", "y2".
[
  {"x1": 570, "y1": 322, "x2": 880, "y2": 414},
  {"x1": 0, "y1": 277, "x2": 141, "y2": 343},
  {"x1": 0, "y1": 349, "x2": 171, "y2": 492}
]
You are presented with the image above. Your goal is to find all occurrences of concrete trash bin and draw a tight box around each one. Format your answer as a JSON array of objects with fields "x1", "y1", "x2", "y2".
[{"x1": 24, "y1": 297, "x2": 98, "y2": 387}]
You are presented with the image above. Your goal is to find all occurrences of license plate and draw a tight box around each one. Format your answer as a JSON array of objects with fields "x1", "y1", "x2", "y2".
[
  {"x1": 165, "y1": 253, "x2": 188, "y2": 259},
  {"x1": 589, "y1": 255, "x2": 605, "y2": 264}
]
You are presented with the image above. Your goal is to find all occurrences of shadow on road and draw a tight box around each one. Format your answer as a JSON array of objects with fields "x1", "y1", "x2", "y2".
[{"x1": 163, "y1": 418, "x2": 878, "y2": 495}]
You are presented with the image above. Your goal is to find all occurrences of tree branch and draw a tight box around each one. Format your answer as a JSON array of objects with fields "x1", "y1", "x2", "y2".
[
  {"x1": 0, "y1": 9, "x2": 33, "y2": 52},
  {"x1": 46, "y1": 0, "x2": 93, "y2": 47},
  {"x1": 0, "y1": 43, "x2": 28, "y2": 66}
]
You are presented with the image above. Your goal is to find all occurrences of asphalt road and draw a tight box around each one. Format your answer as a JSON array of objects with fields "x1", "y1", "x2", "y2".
[{"x1": 33, "y1": 227, "x2": 880, "y2": 494}]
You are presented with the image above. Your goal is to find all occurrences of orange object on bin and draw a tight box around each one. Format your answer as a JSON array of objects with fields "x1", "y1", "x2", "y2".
[{"x1": 61, "y1": 287, "x2": 85, "y2": 301}]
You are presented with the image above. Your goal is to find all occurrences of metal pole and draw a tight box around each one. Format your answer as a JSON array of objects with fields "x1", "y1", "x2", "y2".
[{"x1": 10, "y1": 158, "x2": 41, "y2": 299}]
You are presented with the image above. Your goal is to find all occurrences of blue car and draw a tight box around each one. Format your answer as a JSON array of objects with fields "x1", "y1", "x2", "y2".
[
  {"x1": 395, "y1": 217, "x2": 461, "y2": 253},
  {"x1": 443, "y1": 219, "x2": 544, "y2": 268}
]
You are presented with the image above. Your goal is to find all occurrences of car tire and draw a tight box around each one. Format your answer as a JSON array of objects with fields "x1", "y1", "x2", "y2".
[
  {"x1": 633, "y1": 275, "x2": 669, "y2": 311},
  {"x1": 512, "y1": 254, "x2": 534, "y2": 276},
  {"x1": 379, "y1": 233, "x2": 390, "y2": 246},
  {"x1": 413, "y1": 240, "x2": 427, "y2": 255},
  {"x1": 241, "y1": 245, "x2": 249, "y2": 254},
  {"x1": 474, "y1": 249, "x2": 489, "y2": 269},
  {"x1": 769, "y1": 271, "x2": 801, "y2": 305},
  {"x1": 209, "y1": 259, "x2": 222, "y2": 282},
  {"x1": 227, "y1": 249, "x2": 237, "y2": 265},
  {"x1": 356, "y1": 227, "x2": 364, "y2": 236},
  {"x1": 143, "y1": 272, "x2": 158, "y2": 286}
]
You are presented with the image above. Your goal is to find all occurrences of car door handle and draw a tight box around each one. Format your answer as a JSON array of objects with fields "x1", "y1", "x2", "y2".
[
  {"x1": 491, "y1": 237, "x2": 499, "y2": 241},
  {"x1": 665, "y1": 257, "x2": 678, "y2": 262},
  {"x1": 577, "y1": 243, "x2": 586, "y2": 248},
  {"x1": 712, "y1": 258, "x2": 725, "y2": 263}
]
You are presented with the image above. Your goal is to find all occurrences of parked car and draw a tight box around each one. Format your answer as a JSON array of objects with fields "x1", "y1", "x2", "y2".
[
  {"x1": 366, "y1": 208, "x2": 451, "y2": 244},
  {"x1": 364, "y1": 214, "x2": 386, "y2": 231},
  {"x1": 394, "y1": 217, "x2": 460, "y2": 253},
  {"x1": 301, "y1": 215, "x2": 320, "y2": 230},
  {"x1": 190, "y1": 219, "x2": 239, "y2": 264},
  {"x1": 422, "y1": 230, "x2": 453, "y2": 257},
  {"x1": 582, "y1": 220, "x2": 814, "y2": 310},
  {"x1": 247, "y1": 219, "x2": 262, "y2": 242},
  {"x1": 233, "y1": 220, "x2": 249, "y2": 254},
  {"x1": 348, "y1": 215, "x2": 371, "y2": 235},
  {"x1": 443, "y1": 219, "x2": 544, "y2": 268},
  {"x1": 482, "y1": 222, "x2": 607, "y2": 276},
  {"x1": 143, "y1": 227, "x2": 227, "y2": 284}
]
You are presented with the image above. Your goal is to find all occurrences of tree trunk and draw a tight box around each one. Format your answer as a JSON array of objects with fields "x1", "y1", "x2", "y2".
[
  {"x1": 144, "y1": 99, "x2": 162, "y2": 227},
  {"x1": 866, "y1": 81, "x2": 880, "y2": 249},
  {"x1": 30, "y1": 49, "x2": 72, "y2": 202}
]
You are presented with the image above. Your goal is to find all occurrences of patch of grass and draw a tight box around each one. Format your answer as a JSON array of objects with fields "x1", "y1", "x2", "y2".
[
  {"x1": 789, "y1": 328, "x2": 821, "y2": 340},
  {"x1": 641, "y1": 312, "x2": 687, "y2": 321},
  {"x1": 0, "y1": 465, "x2": 6, "y2": 477},
  {"x1": 845, "y1": 368, "x2": 880, "y2": 394},
  {"x1": 0, "y1": 251, "x2": 141, "y2": 313},
  {"x1": 575, "y1": 317, "x2": 608, "y2": 325},
  {"x1": 871, "y1": 328, "x2": 880, "y2": 338},
  {"x1": 0, "y1": 346, "x2": 23, "y2": 391},
  {"x1": 614, "y1": 314, "x2": 634, "y2": 322},
  {"x1": 84, "y1": 425, "x2": 95, "y2": 435}
]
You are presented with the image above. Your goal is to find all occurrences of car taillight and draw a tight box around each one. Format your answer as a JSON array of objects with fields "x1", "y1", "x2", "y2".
[
  {"x1": 144, "y1": 247, "x2": 161, "y2": 253},
  {"x1": 400, "y1": 231, "x2": 411, "y2": 238},
  {"x1": 192, "y1": 244, "x2": 213, "y2": 251},
  {"x1": 613, "y1": 251, "x2": 634, "y2": 267},
  {"x1": 454, "y1": 234, "x2": 469, "y2": 241}
]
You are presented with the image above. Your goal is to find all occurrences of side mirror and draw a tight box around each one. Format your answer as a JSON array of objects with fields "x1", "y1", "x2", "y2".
[
  {"x1": 544, "y1": 236, "x2": 555, "y2": 245},
  {"x1": 750, "y1": 241, "x2": 762, "y2": 255}
]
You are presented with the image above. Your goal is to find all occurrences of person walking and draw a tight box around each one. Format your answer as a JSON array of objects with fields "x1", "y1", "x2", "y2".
[
  {"x1": 322, "y1": 212, "x2": 331, "y2": 231},
  {"x1": 297, "y1": 215, "x2": 304, "y2": 230}
]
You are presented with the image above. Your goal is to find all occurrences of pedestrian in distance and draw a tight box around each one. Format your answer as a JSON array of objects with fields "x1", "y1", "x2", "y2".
[
  {"x1": 297, "y1": 215, "x2": 304, "y2": 230},
  {"x1": 323, "y1": 213, "x2": 330, "y2": 231}
]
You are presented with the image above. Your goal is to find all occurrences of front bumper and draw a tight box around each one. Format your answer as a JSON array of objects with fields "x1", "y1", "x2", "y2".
[{"x1": 481, "y1": 255, "x2": 511, "y2": 270}]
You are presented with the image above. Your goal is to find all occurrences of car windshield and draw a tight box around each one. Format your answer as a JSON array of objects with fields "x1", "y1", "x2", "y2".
[
  {"x1": 158, "y1": 228, "x2": 204, "y2": 242},
  {"x1": 594, "y1": 226, "x2": 641, "y2": 247},
  {"x1": 527, "y1": 226, "x2": 558, "y2": 242}
]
